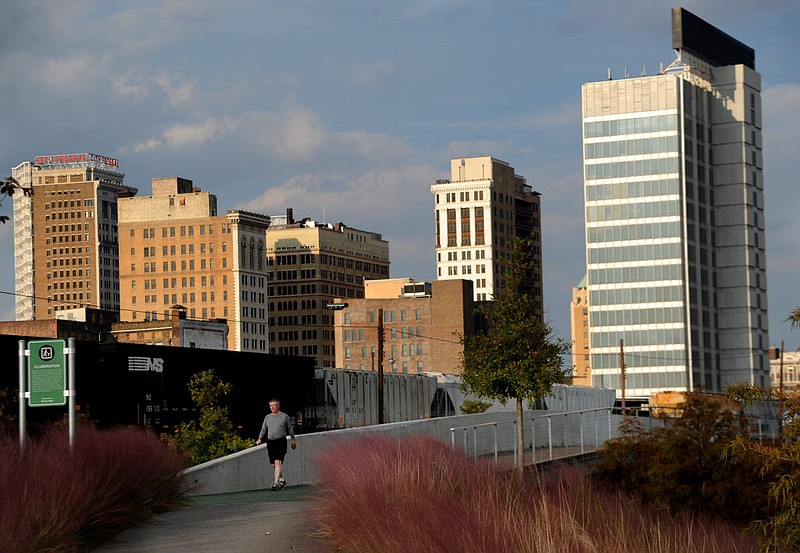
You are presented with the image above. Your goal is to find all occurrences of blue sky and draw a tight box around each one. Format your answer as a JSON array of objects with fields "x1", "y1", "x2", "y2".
[{"x1": 1, "y1": 1, "x2": 798, "y2": 357}]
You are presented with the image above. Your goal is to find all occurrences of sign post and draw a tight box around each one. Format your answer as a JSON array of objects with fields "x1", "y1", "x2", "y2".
[{"x1": 21, "y1": 339, "x2": 76, "y2": 448}]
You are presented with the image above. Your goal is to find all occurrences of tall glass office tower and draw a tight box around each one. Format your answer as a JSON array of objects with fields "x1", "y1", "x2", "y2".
[{"x1": 581, "y1": 8, "x2": 769, "y2": 399}]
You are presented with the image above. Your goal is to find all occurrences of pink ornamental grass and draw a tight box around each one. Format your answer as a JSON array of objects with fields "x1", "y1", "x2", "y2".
[
  {"x1": 315, "y1": 434, "x2": 761, "y2": 553},
  {"x1": 0, "y1": 425, "x2": 187, "y2": 553}
]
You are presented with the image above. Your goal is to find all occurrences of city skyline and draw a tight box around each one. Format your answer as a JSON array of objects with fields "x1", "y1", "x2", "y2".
[{"x1": 2, "y1": 1, "x2": 798, "y2": 358}]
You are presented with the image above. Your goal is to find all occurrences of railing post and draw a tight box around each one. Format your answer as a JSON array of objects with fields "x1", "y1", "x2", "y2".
[
  {"x1": 580, "y1": 411, "x2": 585, "y2": 454},
  {"x1": 450, "y1": 428, "x2": 455, "y2": 449},
  {"x1": 513, "y1": 419, "x2": 518, "y2": 466},
  {"x1": 563, "y1": 413, "x2": 568, "y2": 453},
  {"x1": 463, "y1": 429, "x2": 468, "y2": 454},
  {"x1": 531, "y1": 418, "x2": 536, "y2": 464},
  {"x1": 608, "y1": 408, "x2": 612, "y2": 441},
  {"x1": 473, "y1": 426, "x2": 478, "y2": 457},
  {"x1": 547, "y1": 416, "x2": 553, "y2": 461},
  {"x1": 493, "y1": 424, "x2": 498, "y2": 466}
]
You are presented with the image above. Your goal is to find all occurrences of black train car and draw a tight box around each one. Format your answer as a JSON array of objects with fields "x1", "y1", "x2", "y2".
[{"x1": 0, "y1": 333, "x2": 316, "y2": 438}]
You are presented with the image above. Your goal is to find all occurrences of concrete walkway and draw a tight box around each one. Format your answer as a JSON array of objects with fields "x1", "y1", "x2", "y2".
[{"x1": 93, "y1": 486, "x2": 334, "y2": 553}]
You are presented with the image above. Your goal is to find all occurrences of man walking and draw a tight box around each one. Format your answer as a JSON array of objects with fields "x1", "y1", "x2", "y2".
[{"x1": 256, "y1": 398, "x2": 297, "y2": 490}]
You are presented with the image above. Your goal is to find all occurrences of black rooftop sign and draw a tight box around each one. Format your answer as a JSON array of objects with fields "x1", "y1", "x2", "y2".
[{"x1": 671, "y1": 7, "x2": 755, "y2": 70}]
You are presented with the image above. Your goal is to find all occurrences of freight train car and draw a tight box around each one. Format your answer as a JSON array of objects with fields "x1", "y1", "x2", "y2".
[
  {"x1": 0, "y1": 334, "x2": 316, "y2": 438},
  {"x1": 312, "y1": 368, "x2": 437, "y2": 429}
]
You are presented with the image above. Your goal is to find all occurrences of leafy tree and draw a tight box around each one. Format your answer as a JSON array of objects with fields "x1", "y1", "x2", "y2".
[
  {"x1": 163, "y1": 370, "x2": 250, "y2": 465},
  {"x1": 789, "y1": 306, "x2": 800, "y2": 329},
  {"x1": 459, "y1": 237, "x2": 570, "y2": 473},
  {"x1": 1, "y1": 175, "x2": 32, "y2": 224},
  {"x1": 725, "y1": 382, "x2": 800, "y2": 551},
  {"x1": 459, "y1": 399, "x2": 492, "y2": 414}
]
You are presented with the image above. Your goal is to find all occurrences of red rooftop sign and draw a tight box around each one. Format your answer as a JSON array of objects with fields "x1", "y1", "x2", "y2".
[{"x1": 34, "y1": 153, "x2": 119, "y2": 168}]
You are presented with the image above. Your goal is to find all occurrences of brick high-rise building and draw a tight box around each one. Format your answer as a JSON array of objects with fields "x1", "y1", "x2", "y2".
[
  {"x1": 118, "y1": 177, "x2": 270, "y2": 352},
  {"x1": 12, "y1": 153, "x2": 137, "y2": 320},
  {"x1": 332, "y1": 278, "x2": 474, "y2": 375},
  {"x1": 265, "y1": 211, "x2": 390, "y2": 367}
]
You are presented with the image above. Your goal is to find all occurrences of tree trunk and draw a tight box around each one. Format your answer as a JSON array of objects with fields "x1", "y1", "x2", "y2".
[{"x1": 516, "y1": 397, "x2": 524, "y2": 474}]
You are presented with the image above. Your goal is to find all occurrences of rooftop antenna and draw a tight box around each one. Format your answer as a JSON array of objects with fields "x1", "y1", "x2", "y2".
[
  {"x1": 624, "y1": 67, "x2": 629, "y2": 78},
  {"x1": 641, "y1": 65, "x2": 646, "y2": 77},
  {"x1": 608, "y1": 68, "x2": 613, "y2": 80}
]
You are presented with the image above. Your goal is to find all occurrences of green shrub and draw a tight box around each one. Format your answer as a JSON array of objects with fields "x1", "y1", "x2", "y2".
[
  {"x1": 594, "y1": 393, "x2": 770, "y2": 527},
  {"x1": 163, "y1": 369, "x2": 251, "y2": 465},
  {"x1": 459, "y1": 399, "x2": 492, "y2": 414}
]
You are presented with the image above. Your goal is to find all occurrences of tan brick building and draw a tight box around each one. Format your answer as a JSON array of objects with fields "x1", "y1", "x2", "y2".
[
  {"x1": 431, "y1": 156, "x2": 543, "y2": 314},
  {"x1": 118, "y1": 178, "x2": 270, "y2": 352},
  {"x1": 265, "y1": 211, "x2": 390, "y2": 368},
  {"x1": 570, "y1": 275, "x2": 591, "y2": 386},
  {"x1": 332, "y1": 278, "x2": 474, "y2": 375},
  {"x1": 12, "y1": 154, "x2": 137, "y2": 320}
]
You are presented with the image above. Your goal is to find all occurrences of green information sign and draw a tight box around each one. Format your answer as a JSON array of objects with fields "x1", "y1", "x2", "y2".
[{"x1": 28, "y1": 339, "x2": 67, "y2": 407}]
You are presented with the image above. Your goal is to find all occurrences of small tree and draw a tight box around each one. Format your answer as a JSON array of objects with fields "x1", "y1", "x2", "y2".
[
  {"x1": 725, "y1": 384, "x2": 800, "y2": 551},
  {"x1": 1, "y1": 175, "x2": 32, "y2": 224},
  {"x1": 164, "y1": 370, "x2": 250, "y2": 465},
  {"x1": 460, "y1": 237, "x2": 570, "y2": 473}
]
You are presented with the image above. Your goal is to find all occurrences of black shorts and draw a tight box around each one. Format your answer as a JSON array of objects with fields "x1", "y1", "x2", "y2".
[{"x1": 266, "y1": 438, "x2": 288, "y2": 464}]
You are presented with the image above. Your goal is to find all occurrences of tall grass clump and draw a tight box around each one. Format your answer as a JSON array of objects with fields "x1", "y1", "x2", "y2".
[
  {"x1": 315, "y1": 435, "x2": 762, "y2": 553},
  {"x1": 0, "y1": 424, "x2": 188, "y2": 553}
]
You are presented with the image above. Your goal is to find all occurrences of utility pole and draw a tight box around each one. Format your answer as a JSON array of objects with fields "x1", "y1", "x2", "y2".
[
  {"x1": 377, "y1": 308, "x2": 384, "y2": 424},
  {"x1": 619, "y1": 339, "x2": 626, "y2": 415},
  {"x1": 779, "y1": 340, "x2": 785, "y2": 435}
]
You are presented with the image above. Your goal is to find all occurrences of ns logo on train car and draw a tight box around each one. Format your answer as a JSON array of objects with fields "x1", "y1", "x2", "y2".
[{"x1": 128, "y1": 356, "x2": 164, "y2": 373}]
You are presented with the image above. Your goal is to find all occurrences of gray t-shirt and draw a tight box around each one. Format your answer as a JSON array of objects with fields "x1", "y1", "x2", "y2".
[{"x1": 259, "y1": 412, "x2": 295, "y2": 441}]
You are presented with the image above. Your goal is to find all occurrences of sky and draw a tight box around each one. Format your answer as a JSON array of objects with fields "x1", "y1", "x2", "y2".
[{"x1": 1, "y1": 0, "x2": 798, "y2": 358}]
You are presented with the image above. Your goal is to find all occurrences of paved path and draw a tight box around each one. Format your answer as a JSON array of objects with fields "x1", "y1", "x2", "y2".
[{"x1": 93, "y1": 486, "x2": 334, "y2": 553}]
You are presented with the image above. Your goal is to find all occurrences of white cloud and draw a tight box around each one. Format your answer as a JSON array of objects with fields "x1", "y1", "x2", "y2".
[
  {"x1": 155, "y1": 72, "x2": 199, "y2": 108},
  {"x1": 120, "y1": 116, "x2": 238, "y2": 153},
  {"x1": 346, "y1": 61, "x2": 396, "y2": 86},
  {"x1": 163, "y1": 117, "x2": 239, "y2": 147},
  {"x1": 255, "y1": 107, "x2": 330, "y2": 162},
  {"x1": 339, "y1": 130, "x2": 414, "y2": 160}
]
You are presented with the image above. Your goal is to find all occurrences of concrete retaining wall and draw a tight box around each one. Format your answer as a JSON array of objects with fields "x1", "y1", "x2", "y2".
[{"x1": 183, "y1": 409, "x2": 626, "y2": 496}]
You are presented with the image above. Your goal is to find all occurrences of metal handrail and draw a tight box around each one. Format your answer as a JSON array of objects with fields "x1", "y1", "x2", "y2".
[{"x1": 449, "y1": 407, "x2": 616, "y2": 467}]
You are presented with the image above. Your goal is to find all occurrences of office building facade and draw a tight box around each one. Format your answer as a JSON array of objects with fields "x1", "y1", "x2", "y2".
[
  {"x1": 431, "y1": 156, "x2": 542, "y2": 313},
  {"x1": 570, "y1": 275, "x2": 591, "y2": 386},
  {"x1": 332, "y1": 278, "x2": 475, "y2": 375},
  {"x1": 118, "y1": 177, "x2": 270, "y2": 352},
  {"x1": 582, "y1": 8, "x2": 769, "y2": 399},
  {"x1": 12, "y1": 154, "x2": 137, "y2": 320},
  {"x1": 265, "y1": 211, "x2": 390, "y2": 367}
]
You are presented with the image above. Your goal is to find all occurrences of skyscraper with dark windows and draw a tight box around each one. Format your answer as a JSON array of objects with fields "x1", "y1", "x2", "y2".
[{"x1": 582, "y1": 8, "x2": 768, "y2": 400}]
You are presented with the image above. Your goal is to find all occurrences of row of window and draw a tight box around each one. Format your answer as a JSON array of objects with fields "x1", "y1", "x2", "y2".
[
  {"x1": 591, "y1": 348, "x2": 686, "y2": 370},
  {"x1": 584, "y1": 114, "x2": 678, "y2": 139},
  {"x1": 591, "y1": 370, "x2": 687, "y2": 390},
  {"x1": 590, "y1": 306, "x2": 685, "y2": 328},
  {"x1": 584, "y1": 135, "x2": 679, "y2": 159},
  {"x1": 132, "y1": 224, "x2": 224, "y2": 238},
  {"x1": 586, "y1": 199, "x2": 679, "y2": 223},
  {"x1": 591, "y1": 328, "x2": 686, "y2": 351},
  {"x1": 585, "y1": 156, "x2": 680, "y2": 181},
  {"x1": 588, "y1": 262, "x2": 683, "y2": 285},
  {"x1": 588, "y1": 242, "x2": 682, "y2": 265},
  {"x1": 585, "y1": 178, "x2": 680, "y2": 202},
  {"x1": 344, "y1": 343, "x2": 425, "y2": 359},
  {"x1": 589, "y1": 285, "x2": 683, "y2": 308},
  {"x1": 587, "y1": 221, "x2": 681, "y2": 244},
  {"x1": 344, "y1": 326, "x2": 424, "y2": 342}
]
